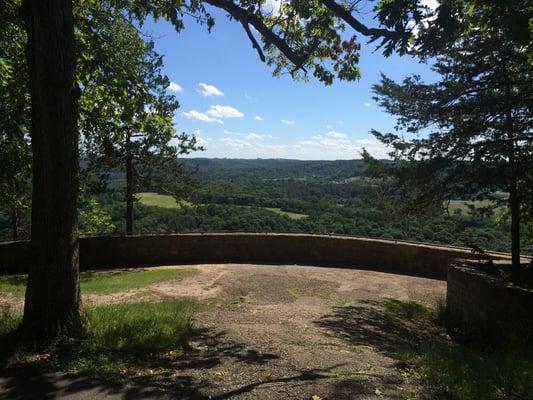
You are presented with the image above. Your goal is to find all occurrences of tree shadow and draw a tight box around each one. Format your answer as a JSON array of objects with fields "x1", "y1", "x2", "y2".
[
  {"x1": 314, "y1": 299, "x2": 430, "y2": 360},
  {"x1": 0, "y1": 325, "x2": 337, "y2": 400}
]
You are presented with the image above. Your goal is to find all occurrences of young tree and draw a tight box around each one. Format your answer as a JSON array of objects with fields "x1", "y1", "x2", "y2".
[
  {"x1": 78, "y1": 11, "x2": 201, "y2": 234},
  {"x1": 368, "y1": 23, "x2": 532, "y2": 284},
  {"x1": 0, "y1": 1, "x2": 31, "y2": 241}
]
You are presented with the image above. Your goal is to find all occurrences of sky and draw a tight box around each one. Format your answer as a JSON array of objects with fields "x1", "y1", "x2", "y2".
[{"x1": 142, "y1": 4, "x2": 438, "y2": 160}]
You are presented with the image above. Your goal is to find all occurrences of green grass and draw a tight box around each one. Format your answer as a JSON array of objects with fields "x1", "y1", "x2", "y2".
[
  {"x1": 447, "y1": 199, "x2": 499, "y2": 213},
  {"x1": 137, "y1": 192, "x2": 192, "y2": 209},
  {"x1": 0, "y1": 275, "x2": 27, "y2": 297},
  {"x1": 0, "y1": 268, "x2": 195, "y2": 297},
  {"x1": 286, "y1": 286, "x2": 301, "y2": 298},
  {"x1": 0, "y1": 299, "x2": 201, "y2": 379},
  {"x1": 264, "y1": 207, "x2": 308, "y2": 220},
  {"x1": 381, "y1": 298, "x2": 533, "y2": 400},
  {"x1": 137, "y1": 192, "x2": 308, "y2": 220},
  {"x1": 80, "y1": 268, "x2": 195, "y2": 295},
  {"x1": 447, "y1": 192, "x2": 508, "y2": 214}
]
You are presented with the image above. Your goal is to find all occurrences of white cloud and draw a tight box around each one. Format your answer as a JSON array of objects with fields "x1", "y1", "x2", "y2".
[
  {"x1": 292, "y1": 131, "x2": 390, "y2": 159},
  {"x1": 197, "y1": 83, "x2": 224, "y2": 97},
  {"x1": 207, "y1": 105, "x2": 244, "y2": 119},
  {"x1": 195, "y1": 136, "x2": 210, "y2": 147},
  {"x1": 326, "y1": 131, "x2": 348, "y2": 139},
  {"x1": 182, "y1": 110, "x2": 223, "y2": 124},
  {"x1": 220, "y1": 137, "x2": 253, "y2": 149},
  {"x1": 168, "y1": 82, "x2": 183, "y2": 93},
  {"x1": 246, "y1": 133, "x2": 265, "y2": 140},
  {"x1": 254, "y1": 116, "x2": 263, "y2": 121},
  {"x1": 223, "y1": 129, "x2": 240, "y2": 135},
  {"x1": 281, "y1": 119, "x2": 295, "y2": 125},
  {"x1": 363, "y1": 102, "x2": 372, "y2": 107},
  {"x1": 246, "y1": 133, "x2": 273, "y2": 140}
]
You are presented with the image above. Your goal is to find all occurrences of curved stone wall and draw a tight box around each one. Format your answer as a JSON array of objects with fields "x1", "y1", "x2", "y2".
[
  {"x1": 447, "y1": 260, "x2": 533, "y2": 342},
  {"x1": 0, "y1": 233, "x2": 515, "y2": 280}
]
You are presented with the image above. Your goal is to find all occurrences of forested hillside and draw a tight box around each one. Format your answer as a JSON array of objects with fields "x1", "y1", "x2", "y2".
[{"x1": 3, "y1": 158, "x2": 525, "y2": 255}]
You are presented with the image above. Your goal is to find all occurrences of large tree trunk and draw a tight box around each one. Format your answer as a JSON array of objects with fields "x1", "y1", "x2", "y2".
[
  {"x1": 20, "y1": 0, "x2": 86, "y2": 337},
  {"x1": 125, "y1": 131, "x2": 134, "y2": 235}
]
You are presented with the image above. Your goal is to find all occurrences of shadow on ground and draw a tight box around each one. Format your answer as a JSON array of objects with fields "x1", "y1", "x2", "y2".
[
  {"x1": 314, "y1": 300, "x2": 429, "y2": 357},
  {"x1": 0, "y1": 326, "x2": 337, "y2": 400}
]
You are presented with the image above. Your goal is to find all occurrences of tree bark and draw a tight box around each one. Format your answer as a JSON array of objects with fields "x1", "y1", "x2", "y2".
[
  {"x1": 125, "y1": 131, "x2": 134, "y2": 235},
  {"x1": 509, "y1": 173, "x2": 521, "y2": 285},
  {"x1": 20, "y1": 0, "x2": 86, "y2": 337},
  {"x1": 504, "y1": 62, "x2": 522, "y2": 285},
  {"x1": 11, "y1": 206, "x2": 19, "y2": 241}
]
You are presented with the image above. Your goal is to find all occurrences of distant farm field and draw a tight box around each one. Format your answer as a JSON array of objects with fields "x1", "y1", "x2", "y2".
[
  {"x1": 138, "y1": 192, "x2": 191, "y2": 209},
  {"x1": 138, "y1": 192, "x2": 307, "y2": 220},
  {"x1": 265, "y1": 207, "x2": 308, "y2": 220},
  {"x1": 447, "y1": 192, "x2": 507, "y2": 214}
]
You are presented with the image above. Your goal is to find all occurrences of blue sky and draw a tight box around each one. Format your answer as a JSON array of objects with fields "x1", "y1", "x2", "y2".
[{"x1": 142, "y1": 6, "x2": 437, "y2": 160}]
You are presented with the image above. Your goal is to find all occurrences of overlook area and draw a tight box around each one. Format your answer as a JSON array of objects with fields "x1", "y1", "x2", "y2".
[
  {"x1": 1, "y1": 263, "x2": 449, "y2": 399},
  {"x1": 1, "y1": 1, "x2": 532, "y2": 399}
]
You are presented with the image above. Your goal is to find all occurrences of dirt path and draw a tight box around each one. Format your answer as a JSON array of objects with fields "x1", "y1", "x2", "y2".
[
  {"x1": 1, "y1": 264, "x2": 446, "y2": 399},
  {"x1": 149, "y1": 264, "x2": 446, "y2": 399}
]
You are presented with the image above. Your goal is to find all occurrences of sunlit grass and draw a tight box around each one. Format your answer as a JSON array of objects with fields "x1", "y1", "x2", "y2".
[
  {"x1": 80, "y1": 268, "x2": 195, "y2": 295},
  {"x1": 0, "y1": 299, "x2": 201, "y2": 379},
  {"x1": 264, "y1": 207, "x2": 308, "y2": 220},
  {"x1": 138, "y1": 191, "x2": 308, "y2": 220},
  {"x1": 0, "y1": 268, "x2": 196, "y2": 297},
  {"x1": 137, "y1": 192, "x2": 192, "y2": 209}
]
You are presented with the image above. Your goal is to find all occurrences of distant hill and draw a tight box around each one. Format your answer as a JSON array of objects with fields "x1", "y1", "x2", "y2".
[{"x1": 182, "y1": 158, "x2": 368, "y2": 180}]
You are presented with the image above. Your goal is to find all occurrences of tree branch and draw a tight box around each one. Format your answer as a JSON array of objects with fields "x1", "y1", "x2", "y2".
[
  {"x1": 319, "y1": 0, "x2": 403, "y2": 42},
  {"x1": 240, "y1": 20, "x2": 265, "y2": 62},
  {"x1": 204, "y1": 0, "x2": 307, "y2": 69}
]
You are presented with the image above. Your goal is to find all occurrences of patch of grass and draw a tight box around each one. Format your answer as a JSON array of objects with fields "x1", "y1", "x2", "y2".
[
  {"x1": 317, "y1": 290, "x2": 337, "y2": 301},
  {"x1": 447, "y1": 199, "x2": 504, "y2": 214},
  {"x1": 0, "y1": 275, "x2": 26, "y2": 297},
  {"x1": 137, "y1": 192, "x2": 192, "y2": 209},
  {"x1": 382, "y1": 298, "x2": 429, "y2": 321},
  {"x1": 80, "y1": 268, "x2": 195, "y2": 295},
  {"x1": 264, "y1": 207, "x2": 308, "y2": 220},
  {"x1": 0, "y1": 268, "x2": 196, "y2": 297},
  {"x1": 399, "y1": 340, "x2": 533, "y2": 400},
  {"x1": 286, "y1": 286, "x2": 301, "y2": 298},
  {"x1": 1, "y1": 299, "x2": 202, "y2": 380},
  {"x1": 385, "y1": 299, "x2": 533, "y2": 400}
]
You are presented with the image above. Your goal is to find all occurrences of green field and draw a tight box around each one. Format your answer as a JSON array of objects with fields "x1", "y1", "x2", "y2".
[
  {"x1": 138, "y1": 192, "x2": 192, "y2": 209},
  {"x1": 0, "y1": 268, "x2": 195, "y2": 297},
  {"x1": 138, "y1": 192, "x2": 307, "y2": 220},
  {"x1": 448, "y1": 199, "x2": 497, "y2": 213},
  {"x1": 265, "y1": 207, "x2": 308, "y2": 220}
]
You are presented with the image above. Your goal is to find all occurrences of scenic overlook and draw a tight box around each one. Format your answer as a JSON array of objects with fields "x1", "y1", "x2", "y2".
[{"x1": 0, "y1": 1, "x2": 532, "y2": 399}]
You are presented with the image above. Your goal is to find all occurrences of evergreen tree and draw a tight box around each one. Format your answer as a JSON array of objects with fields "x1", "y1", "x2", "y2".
[{"x1": 369, "y1": 20, "x2": 532, "y2": 283}]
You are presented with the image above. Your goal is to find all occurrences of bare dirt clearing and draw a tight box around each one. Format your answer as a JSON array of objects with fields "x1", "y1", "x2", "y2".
[{"x1": 1, "y1": 264, "x2": 446, "y2": 399}]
